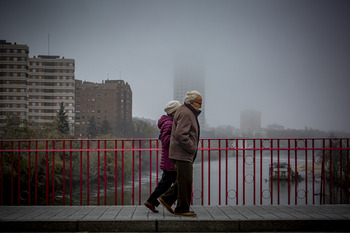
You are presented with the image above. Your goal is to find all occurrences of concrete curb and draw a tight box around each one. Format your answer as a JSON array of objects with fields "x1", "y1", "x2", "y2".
[
  {"x1": 1, "y1": 219, "x2": 350, "y2": 232},
  {"x1": 0, "y1": 220, "x2": 78, "y2": 232},
  {"x1": 239, "y1": 219, "x2": 350, "y2": 232},
  {"x1": 157, "y1": 220, "x2": 240, "y2": 232}
]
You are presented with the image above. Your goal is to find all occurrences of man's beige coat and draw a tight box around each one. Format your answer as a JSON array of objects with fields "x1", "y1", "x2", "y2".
[{"x1": 168, "y1": 104, "x2": 200, "y2": 163}]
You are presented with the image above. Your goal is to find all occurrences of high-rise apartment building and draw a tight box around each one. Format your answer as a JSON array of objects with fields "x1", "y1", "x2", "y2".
[
  {"x1": 173, "y1": 55, "x2": 206, "y2": 128},
  {"x1": 240, "y1": 110, "x2": 261, "y2": 137},
  {"x1": 28, "y1": 55, "x2": 75, "y2": 132},
  {"x1": 0, "y1": 40, "x2": 29, "y2": 129},
  {"x1": 74, "y1": 79, "x2": 132, "y2": 138}
]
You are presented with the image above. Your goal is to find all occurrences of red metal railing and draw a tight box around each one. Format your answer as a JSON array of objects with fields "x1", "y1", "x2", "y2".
[{"x1": 0, "y1": 138, "x2": 349, "y2": 206}]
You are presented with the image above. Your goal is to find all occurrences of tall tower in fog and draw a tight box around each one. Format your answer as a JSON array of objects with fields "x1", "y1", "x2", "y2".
[
  {"x1": 173, "y1": 54, "x2": 206, "y2": 128},
  {"x1": 240, "y1": 110, "x2": 261, "y2": 137}
]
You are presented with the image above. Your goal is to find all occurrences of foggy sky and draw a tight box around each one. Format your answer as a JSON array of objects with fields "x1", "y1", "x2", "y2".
[{"x1": 1, "y1": 0, "x2": 349, "y2": 133}]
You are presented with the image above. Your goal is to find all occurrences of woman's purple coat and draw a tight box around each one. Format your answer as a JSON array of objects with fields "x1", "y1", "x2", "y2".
[{"x1": 158, "y1": 115, "x2": 176, "y2": 171}]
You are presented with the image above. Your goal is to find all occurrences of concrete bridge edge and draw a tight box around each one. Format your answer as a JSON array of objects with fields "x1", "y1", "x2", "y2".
[{"x1": 0, "y1": 219, "x2": 349, "y2": 232}]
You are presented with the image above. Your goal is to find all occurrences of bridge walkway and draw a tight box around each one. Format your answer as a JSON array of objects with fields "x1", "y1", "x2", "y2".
[{"x1": 0, "y1": 205, "x2": 349, "y2": 232}]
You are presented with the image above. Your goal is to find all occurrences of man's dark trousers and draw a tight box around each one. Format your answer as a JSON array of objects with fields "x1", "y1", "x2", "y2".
[{"x1": 160, "y1": 160, "x2": 193, "y2": 212}]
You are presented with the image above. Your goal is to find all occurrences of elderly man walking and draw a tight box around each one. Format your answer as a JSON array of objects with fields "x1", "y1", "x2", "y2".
[{"x1": 158, "y1": 90, "x2": 202, "y2": 217}]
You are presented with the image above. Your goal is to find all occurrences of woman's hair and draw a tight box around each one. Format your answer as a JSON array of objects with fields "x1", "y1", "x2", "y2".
[{"x1": 184, "y1": 90, "x2": 201, "y2": 104}]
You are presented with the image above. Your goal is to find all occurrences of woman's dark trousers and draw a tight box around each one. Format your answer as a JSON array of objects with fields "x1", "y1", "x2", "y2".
[{"x1": 147, "y1": 170, "x2": 177, "y2": 206}]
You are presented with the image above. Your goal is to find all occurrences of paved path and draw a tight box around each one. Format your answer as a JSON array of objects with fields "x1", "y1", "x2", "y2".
[{"x1": 0, "y1": 205, "x2": 349, "y2": 232}]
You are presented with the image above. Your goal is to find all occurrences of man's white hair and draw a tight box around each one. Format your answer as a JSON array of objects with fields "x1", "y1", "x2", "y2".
[{"x1": 184, "y1": 90, "x2": 201, "y2": 104}]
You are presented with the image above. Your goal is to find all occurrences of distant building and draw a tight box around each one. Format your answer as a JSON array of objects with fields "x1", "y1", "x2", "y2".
[
  {"x1": 240, "y1": 110, "x2": 261, "y2": 137},
  {"x1": 74, "y1": 79, "x2": 132, "y2": 138},
  {"x1": 28, "y1": 55, "x2": 75, "y2": 132},
  {"x1": 0, "y1": 40, "x2": 29, "y2": 129},
  {"x1": 173, "y1": 55, "x2": 206, "y2": 128},
  {"x1": 267, "y1": 123, "x2": 285, "y2": 131}
]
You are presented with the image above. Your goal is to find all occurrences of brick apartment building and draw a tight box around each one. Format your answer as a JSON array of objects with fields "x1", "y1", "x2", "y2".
[
  {"x1": 0, "y1": 40, "x2": 29, "y2": 128},
  {"x1": 1, "y1": 40, "x2": 133, "y2": 138},
  {"x1": 74, "y1": 79, "x2": 132, "y2": 138},
  {"x1": 0, "y1": 40, "x2": 75, "y2": 134},
  {"x1": 28, "y1": 55, "x2": 75, "y2": 132}
]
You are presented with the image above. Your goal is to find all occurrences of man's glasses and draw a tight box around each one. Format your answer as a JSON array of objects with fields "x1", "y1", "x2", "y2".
[{"x1": 193, "y1": 100, "x2": 202, "y2": 105}]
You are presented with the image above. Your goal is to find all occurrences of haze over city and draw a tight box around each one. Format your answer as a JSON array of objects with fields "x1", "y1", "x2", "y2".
[{"x1": 1, "y1": 0, "x2": 349, "y2": 133}]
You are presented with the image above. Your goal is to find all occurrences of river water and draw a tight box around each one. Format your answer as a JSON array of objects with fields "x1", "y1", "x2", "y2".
[
  {"x1": 191, "y1": 156, "x2": 322, "y2": 205},
  {"x1": 71, "y1": 153, "x2": 344, "y2": 206},
  {"x1": 119, "y1": 155, "x2": 328, "y2": 206}
]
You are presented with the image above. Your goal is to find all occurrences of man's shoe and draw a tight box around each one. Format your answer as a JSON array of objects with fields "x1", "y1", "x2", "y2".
[
  {"x1": 157, "y1": 197, "x2": 174, "y2": 214},
  {"x1": 144, "y1": 201, "x2": 159, "y2": 213},
  {"x1": 174, "y1": 211, "x2": 197, "y2": 217}
]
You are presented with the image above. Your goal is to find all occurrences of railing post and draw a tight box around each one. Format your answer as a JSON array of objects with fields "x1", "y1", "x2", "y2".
[
  {"x1": 305, "y1": 139, "x2": 308, "y2": 205},
  {"x1": 294, "y1": 139, "x2": 297, "y2": 205},
  {"x1": 80, "y1": 140, "x2": 83, "y2": 205},
  {"x1": 34, "y1": 141, "x2": 38, "y2": 205},
  {"x1": 52, "y1": 140, "x2": 55, "y2": 205},
  {"x1": 288, "y1": 139, "x2": 291, "y2": 205},
  {"x1": 236, "y1": 139, "x2": 239, "y2": 205},
  {"x1": 253, "y1": 139, "x2": 256, "y2": 205},
  {"x1": 132, "y1": 140, "x2": 135, "y2": 205},
  {"x1": 103, "y1": 140, "x2": 107, "y2": 205},
  {"x1": 156, "y1": 140, "x2": 159, "y2": 187},
  {"x1": 201, "y1": 139, "x2": 204, "y2": 205},
  {"x1": 28, "y1": 141, "x2": 31, "y2": 206},
  {"x1": 45, "y1": 140, "x2": 49, "y2": 205},
  {"x1": 347, "y1": 139, "x2": 349, "y2": 203},
  {"x1": 277, "y1": 139, "x2": 280, "y2": 205},
  {"x1": 312, "y1": 139, "x2": 315, "y2": 205},
  {"x1": 340, "y1": 139, "x2": 343, "y2": 203},
  {"x1": 329, "y1": 139, "x2": 333, "y2": 204},
  {"x1": 242, "y1": 139, "x2": 245, "y2": 205},
  {"x1": 97, "y1": 140, "x2": 100, "y2": 205},
  {"x1": 87, "y1": 140, "x2": 90, "y2": 205},
  {"x1": 321, "y1": 139, "x2": 326, "y2": 204},
  {"x1": 270, "y1": 139, "x2": 273, "y2": 205},
  {"x1": 260, "y1": 139, "x2": 263, "y2": 205},
  {"x1": 17, "y1": 141, "x2": 21, "y2": 205},
  {"x1": 0, "y1": 141, "x2": 3, "y2": 205},
  {"x1": 70, "y1": 140, "x2": 73, "y2": 206},
  {"x1": 139, "y1": 140, "x2": 142, "y2": 205},
  {"x1": 208, "y1": 139, "x2": 211, "y2": 205},
  {"x1": 122, "y1": 140, "x2": 124, "y2": 205},
  {"x1": 218, "y1": 139, "x2": 221, "y2": 205},
  {"x1": 149, "y1": 140, "x2": 152, "y2": 197},
  {"x1": 63, "y1": 140, "x2": 65, "y2": 205},
  {"x1": 115, "y1": 140, "x2": 118, "y2": 205},
  {"x1": 225, "y1": 139, "x2": 228, "y2": 205}
]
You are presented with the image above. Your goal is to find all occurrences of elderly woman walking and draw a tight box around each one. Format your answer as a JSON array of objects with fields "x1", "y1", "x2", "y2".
[{"x1": 144, "y1": 100, "x2": 180, "y2": 213}]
